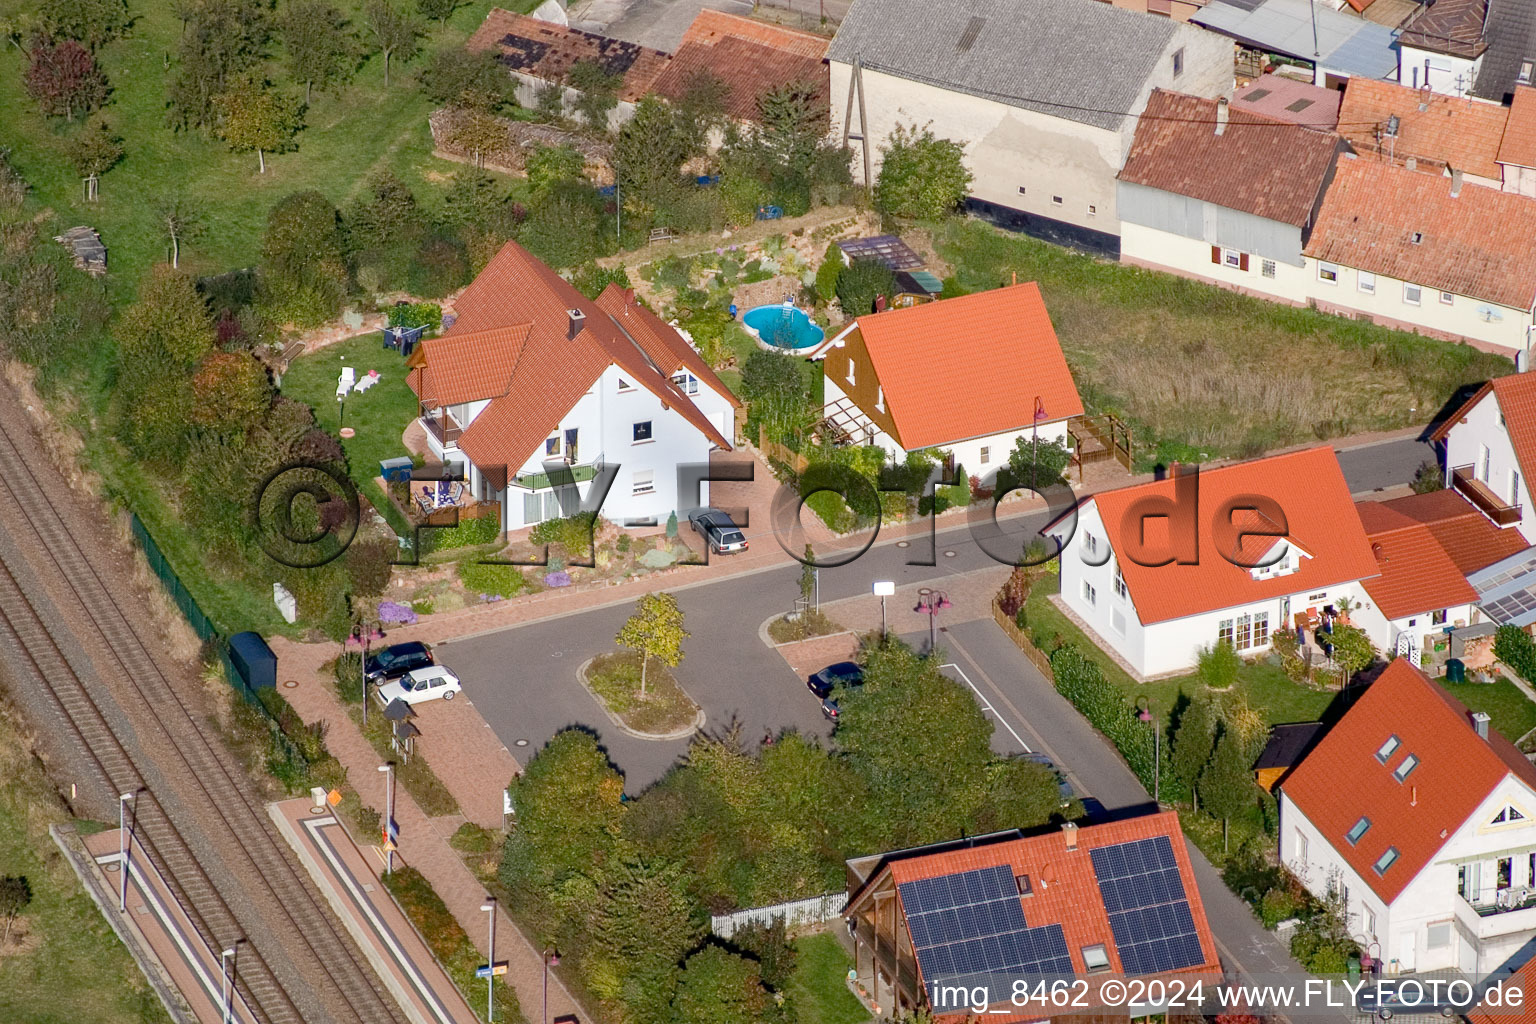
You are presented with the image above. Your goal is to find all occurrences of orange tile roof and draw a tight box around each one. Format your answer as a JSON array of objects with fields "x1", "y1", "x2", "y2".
[
  {"x1": 407, "y1": 241, "x2": 734, "y2": 475},
  {"x1": 1472, "y1": 953, "x2": 1536, "y2": 1024},
  {"x1": 650, "y1": 10, "x2": 829, "y2": 124},
  {"x1": 466, "y1": 8, "x2": 669, "y2": 103},
  {"x1": 1499, "y1": 86, "x2": 1536, "y2": 169},
  {"x1": 676, "y1": 9, "x2": 830, "y2": 58},
  {"x1": 1304, "y1": 156, "x2": 1536, "y2": 311},
  {"x1": 861, "y1": 812, "x2": 1218, "y2": 1023},
  {"x1": 1283, "y1": 659, "x2": 1536, "y2": 902},
  {"x1": 1119, "y1": 90, "x2": 1342, "y2": 227},
  {"x1": 592, "y1": 284, "x2": 740, "y2": 409},
  {"x1": 1377, "y1": 489, "x2": 1530, "y2": 573},
  {"x1": 852, "y1": 282, "x2": 1084, "y2": 450},
  {"x1": 412, "y1": 325, "x2": 529, "y2": 406},
  {"x1": 1431, "y1": 373, "x2": 1536, "y2": 512},
  {"x1": 1337, "y1": 78, "x2": 1509, "y2": 181},
  {"x1": 1086, "y1": 448, "x2": 1380, "y2": 625},
  {"x1": 1353, "y1": 500, "x2": 1479, "y2": 618}
]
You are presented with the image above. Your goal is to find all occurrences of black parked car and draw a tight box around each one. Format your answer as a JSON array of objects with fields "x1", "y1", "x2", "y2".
[
  {"x1": 364, "y1": 641, "x2": 434, "y2": 683},
  {"x1": 687, "y1": 507, "x2": 748, "y2": 553},
  {"x1": 807, "y1": 662, "x2": 863, "y2": 699}
]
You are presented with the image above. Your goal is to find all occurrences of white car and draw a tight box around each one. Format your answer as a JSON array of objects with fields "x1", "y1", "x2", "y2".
[{"x1": 374, "y1": 665, "x2": 461, "y2": 707}]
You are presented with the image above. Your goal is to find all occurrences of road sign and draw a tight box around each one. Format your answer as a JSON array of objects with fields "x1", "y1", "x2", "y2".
[
  {"x1": 475, "y1": 963, "x2": 509, "y2": 978},
  {"x1": 386, "y1": 816, "x2": 399, "y2": 843},
  {"x1": 327, "y1": 789, "x2": 342, "y2": 807},
  {"x1": 381, "y1": 837, "x2": 396, "y2": 852}
]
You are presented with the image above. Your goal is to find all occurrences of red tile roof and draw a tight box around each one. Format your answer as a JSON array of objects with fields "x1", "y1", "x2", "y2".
[
  {"x1": 407, "y1": 241, "x2": 734, "y2": 475},
  {"x1": 1499, "y1": 86, "x2": 1536, "y2": 169},
  {"x1": 592, "y1": 283, "x2": 740, "y2": 409},
  {"x1": 1337, "y1": 78, "x2": 1510, "y2": 181},
  {"x1": 851, "y1": 282, "x2": 1084, "y2": 450},
  {"x1": 1118, "y1": 91, "x2": 1341, "y2": 228},
  {"x1": 1353, "y1": 500, "x2": 1479, "y2": 618},
  {"x1": 650, "y1": 10, "x2": 829, "y2": 125},
  {"x1": 1304, "y1": 156, "x2": 1536, "y2": 311},
  {"x1": 466, "y1": 8, "x2": 669, "y2": 103},
  {"x1": 1377, "y1": 489, "x2": 1530, "y2": 573},
  {"x1": 1086, "y1": 448, "x2": 1380, "y2": 625},
  {"x1": 1283, "y1": 659, "x2": 1536, "y2": 903},
  {"x1": 1472, "y1": 954, "x2": 1536, "y2": 1024},
  {"x1": 860, "y1": 812, "x2": 1218, "y2": 1023},
  {"x1": 1230, "y1": 74, "x2": 1341, "y2": 132},
  {"x1": 1431, "y1": 373, "x2": 1536, "y2": 512}
]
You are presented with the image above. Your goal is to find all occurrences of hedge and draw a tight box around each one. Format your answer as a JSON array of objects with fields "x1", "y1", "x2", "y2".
[
  {"x1": 1048, "y1": 642, "x2": 1182, "y2": 801},
  {"x1": 1495, "y1": 625, "x2": 1536, "y2": 682},
  {"x1": 418, "y1": 512, "x2": 500, "y2": 555}
]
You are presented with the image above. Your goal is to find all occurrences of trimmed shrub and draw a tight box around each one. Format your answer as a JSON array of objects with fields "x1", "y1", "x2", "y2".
[
  {"x1": 1496, "y1": 624, "x2": 1536, "y2": 681},
  {"x1": 418, "y1": 511, "x2": 500, "y2": 555},
  {"x1": 457, "y1": 560, "x2": 528, "y2": 598},
  {"x1": 529, "y1": 512, "x2": 597, "y2": 553}
]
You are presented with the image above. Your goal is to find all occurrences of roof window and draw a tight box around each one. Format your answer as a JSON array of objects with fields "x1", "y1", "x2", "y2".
[
  {"x1": 1346, "y1": 817, "x2": 1371, "y2": 845},
  {"x1": 1374, "y1": 847, "x2": 1400, "y2": 875},
  {"x1": 1376, "y1": 735, "x2": 1400, "y2": 763},
  {"x1": 1393, "y1": 753, "x2": 1419, "y2": 783}
]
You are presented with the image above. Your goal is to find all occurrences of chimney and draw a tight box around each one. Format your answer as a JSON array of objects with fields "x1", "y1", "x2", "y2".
[
  {"x1": 1215, "y1": 96, "x2": 1230, "y2": 136},
  {"x1": 1451, "y1": 168, "x2": 1464, "y2": 197},
  {"x1": 566, "y1": 308, "x2": 586, "y2": 339},
  {"x1": 1061, "y1": 821, "x2": 1079, "y2": 850},
  {"x1": 1473, "y1": 710, "x2": 1492, "y2": 740},
  {"x1": 1405, "y1": 156, "x2": 1417, "y2": 171}
]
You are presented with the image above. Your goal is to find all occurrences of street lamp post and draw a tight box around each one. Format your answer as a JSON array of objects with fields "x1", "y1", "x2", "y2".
[
  {"x1": 480, "y1": 899, "x2": 496, "y2": 1022},
  {"x1": 1135, "y1": 696, "x2": 1160, "y2": 804},
  {"x1": 914, "y1": 588, "x2": 951, "y2": 653},
  {"x1": 543, "y1": 949, "x2": 561, "y2": 1024},
  {"x1": 377, "y1": 764, "x2": 395, "y2": 875},
  {"x1": 221, "y1": 946, "x2": 236, "y2": 1024},
  {"x1": 361, "y1": 630, "x2": 371, "y2": 730},
  {"x1": 873, "y1": 581, "x2": 895, "y2": 639},
  {"x1": 119, "y1": 791, "x2": 135, "y2": 912},
  {"x1": 1032, "y1": 396, "x2": 1046, "y2": 491}
]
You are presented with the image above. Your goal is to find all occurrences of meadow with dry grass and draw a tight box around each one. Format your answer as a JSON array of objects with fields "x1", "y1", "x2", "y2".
[{"x1": 936, "y1": 220, "x2": 1512, "y2": 466}]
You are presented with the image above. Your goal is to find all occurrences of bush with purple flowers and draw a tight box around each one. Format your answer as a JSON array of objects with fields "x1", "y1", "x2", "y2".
[
  {"x1": 544, "y1": 570, "x2": 572, "y2": 588},
  {"x1": 377, "y1": 600, "x2": 419, "y2": 625}
]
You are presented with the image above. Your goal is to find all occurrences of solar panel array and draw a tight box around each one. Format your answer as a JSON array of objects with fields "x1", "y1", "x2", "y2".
[
  {"x1": 898, "y1": 864, "x2": 1075, "y2": 990},
  {"x1": 1089, "y1": 837, "x2": 1206, "y2": 975}
]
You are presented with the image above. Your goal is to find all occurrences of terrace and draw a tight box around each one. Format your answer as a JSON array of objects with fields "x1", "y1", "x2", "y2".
[{"x1": 1452, "y1": 465, "x2": 1523, "y2": 526}]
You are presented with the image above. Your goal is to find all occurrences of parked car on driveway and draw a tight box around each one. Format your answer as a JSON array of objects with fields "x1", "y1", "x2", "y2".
[
  {"x1": 821, "y1": 695, "x2": 842, "y2": 721},
  {"x1": 365, "y1": 641, "x2": 433, "y2": 683},
  {"x1": 374, "y1": 665, "x2": 461, "y2": 707},
  {"x1": 688, "y1": 507, "x2": 748, "y2": 553},
  {"x1": 807, "y1": 662, "x2": 863, "y2": 699}
]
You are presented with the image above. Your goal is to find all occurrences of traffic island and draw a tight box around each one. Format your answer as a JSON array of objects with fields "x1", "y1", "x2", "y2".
[{"x1": 577, "y1": 654, "x2": 704, "y2": 740}]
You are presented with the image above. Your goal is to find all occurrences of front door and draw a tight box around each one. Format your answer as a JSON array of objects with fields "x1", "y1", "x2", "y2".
[{"x1": 1394, "y1": 930, "x2": 1416, "y2": 972}]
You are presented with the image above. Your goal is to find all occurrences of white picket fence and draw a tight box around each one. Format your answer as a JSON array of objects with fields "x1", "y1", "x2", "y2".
[{"x1": 710, "y1": 892, "x2": 849, "y2": 939}]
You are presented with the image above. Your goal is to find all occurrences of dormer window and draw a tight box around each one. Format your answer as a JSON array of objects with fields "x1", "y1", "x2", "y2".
[
  {"x1": 1376, "y1": 735, "x2": 1400, "y2": 763},
  {"x1": 1521, "y1": 60, "x2": 1534, "y2": 85},
  {"x1": 1082, "y1": 944, "x2": 1111, "y2": 972},
  {"x1": 1393, "y1": 753, "x2": 1419, "y2": 782}
]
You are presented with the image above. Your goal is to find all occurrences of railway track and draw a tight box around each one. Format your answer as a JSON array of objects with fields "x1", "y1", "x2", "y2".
[{"x1": 0, "y1": 401, "x2": 413, "y2": 1024}]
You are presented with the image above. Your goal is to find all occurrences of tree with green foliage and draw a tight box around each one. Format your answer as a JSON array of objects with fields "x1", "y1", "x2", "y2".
[
  {"x1": 670, "y1": 944, "x2": 780, "y2": 1024},
  {"x1": 616, "y1": 591, "x2": 688, "y2": 697},
  {"x1": 215, "y1": 76, "x2": 304, "y2": 173},
  {"x1": 587, "y1": 857, "x2": 700, "y2": 1019},
  {"x1": 525, "y1": 144, "x2": 586, "y2": 198},
  {"x1": 167, "y1": 0, "x2": 274, "y2": 131},
  {"x1": 814, "y1": 241, "x2": 842, "y2": 303},
  {"x1": 518, "y1": 192, "x2": 600, "y2": 268},
  {"x1": 415, "y1": 0, "x2": 460, "y2": 25},
  {"x1": 346, "y1": 532, "x2": 396, "y2": 597},
  {"x1": 1199, "y1": 727, "x2": 1252, "y2": 850},
  {"x1": 346, "y1": 169, "x2": 424, "y2": 253},
  {"x1": 613, "y1": 95, "x2": 691, "y2": 224},
  {"x1": 39, "y1": 0, "x2": 128, "y2": 50},
  {"x1": 190, "y1": 351, "x2": 272, "y2": 436},
  {"x1": 972, "y1": 755, "x2": 1079, "y2": 833},
  {"x1": 260, "y1": 190, "x2": 347, "y2": 327},
  {"x1": 1327, "y1": 622, "x2": 1374, "y2": 687},
  {"x1": 835, "y1": 640, "x2": 996, "y2": 846},
  {"x1": 874, "y1": 123, "x2": 973, "y2": 220},
  {"x1": 442, "y1": 107, "x2": 507, "y2": 168},
  {"x1": 1410, "y1": 459, "x2": 1444, "y2": 494},
  {"x1": 502, "y1": 728, "x2": 625, "y2": 890},
  {"x1": 1197, "y1": 640, "x2": 1242, "y2": 690},
  {"x1": 278, "y1": 0, "x2": 356, "y2": 104},
  {"x1": 673, "y1": 69, "x2": 729, "y2": 155},
  {"x1": 572, "y1": 261, "x2": 631, "y2": 300},
  {"x1": 65, "y1": 118, "x2": 124, "y2": 188},
  {"x1": 835, "y1": 256, "x2": 895, "y2": 317},
  {"x1": 1004, "y1": 435, "x2": 1070, "y2": 491},
  {"x1": 567, "y1": 60, "x2": 622, "y2": 130},
  {"x1": 419, "y1": 46, "x2": 510, "y2": 110},
  {"x1": 0, "y1": 875, "x2": 31, "y2": 945},
  {"x1": 1171, "y1": 696, "x2": 1216, "y2": 813},
  {"x1": 363, "y1": 0, "x2": 420, "y2": 87},
  {"x1": 799, "y1": 543, "x2": 817, "y2": 609},
  {"x1": 116, "y1": 265, "x2": 216, "y2": 456},
  {"x1": 755, "y1": 79, "x2": 826, "y2": 184},
  {"x1": 25, "y1": 36, "x2": 109, "y2": 121}
]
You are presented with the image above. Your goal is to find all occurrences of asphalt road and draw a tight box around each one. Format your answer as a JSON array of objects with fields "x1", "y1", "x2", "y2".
[{"x1": 443, "y1": 439, "x2": 1415, "y2": 1020}]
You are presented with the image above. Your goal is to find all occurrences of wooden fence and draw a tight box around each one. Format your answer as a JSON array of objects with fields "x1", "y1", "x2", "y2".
[
  {"x1": 757, "y1": 425, "x2": 810, "y2": 475},
  {"x1": 992, "y1": 600, "x2": 1055, "y2": 681},
  {"x1": 710, "y1": 891, "x2": 849, "y2": 939}
]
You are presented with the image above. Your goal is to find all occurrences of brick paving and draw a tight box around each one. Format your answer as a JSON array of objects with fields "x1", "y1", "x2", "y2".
[{"x1": 273, "y1": 642, "x2": 583, "y2": 1023}]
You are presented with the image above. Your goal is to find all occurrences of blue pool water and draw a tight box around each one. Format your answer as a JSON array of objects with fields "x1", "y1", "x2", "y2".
[{"x1": 743, "y1": 304, "x2": 825, "y2": 350}]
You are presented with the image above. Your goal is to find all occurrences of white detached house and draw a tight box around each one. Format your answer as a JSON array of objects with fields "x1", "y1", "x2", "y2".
[
  {"x1": 1430, "y1": 371, "x2": 1536, "y2": 545},
  {"x1": 407, "y1": 241, "x2": 740, "y2": 532},
  {"x1": 1281, "y1": 659, "x2": 1536, "y2": 975},
  {"x1": 1048, "y1": 447, "x2": 1381, "y2": 679}
]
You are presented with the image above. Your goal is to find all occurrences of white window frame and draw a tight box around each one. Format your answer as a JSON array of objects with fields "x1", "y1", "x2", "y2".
[
  {"x1": 617, "y1": 377, "x2": 634, "y2": 392},
  {"x1": 1172, "y1": 46, "x2": 1184, "y2": 76},
  {"x1": 847, "y1": 359, "x2": 855, "y2": 386},
  {"x1": 875, "y1": 385, "x2": 884, "y2": 413},
  {"x1": 1083, "y1": 944, "x2": 1111, "y2": 972},
  {"x1": 1222, "y1": 248, "x2": 1243, "y2": 269},
  {"x1": 670, "y1": 371, "x2": 699, "y2": 396},
  {"x1": 1082, "y1": 580, "x2": 1097, "y2": 606},
  {"x1": 632, "y1": 420, "x2": 653, "y2": 444},
  {"x1": 979, "y1": 446, "x2": 990, "y2": 465},
  {"x1": 1404, "y1": 283, "x2": 1422, "y2": 305},
  {"x1": 1357, "y1": 271, "x2": 1376, "y2": 294},
  {"x1": 631, "y1": 468, "x2": 655, "y2": 496},
  {"x1": 1318, "y1": 262, "x2": 1339, "y2": 284},
  {"x1": 1440, "y1": 291, "x2": 1454, "y2": 305},
  {"x1": 1113, "y1": 566, "x2": 1128, "y2": 599}
]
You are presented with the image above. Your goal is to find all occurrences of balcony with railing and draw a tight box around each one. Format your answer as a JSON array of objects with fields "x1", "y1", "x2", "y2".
[
  {"x1": 1452, "y1": 465, "x2": 1523, "y2": 526},
  {"x1": 420, "y1": 406, "x2": 464, "y2": 450},
  {"x1": 1456, "y1": 888, "x2": 1536, "y2": 940}
]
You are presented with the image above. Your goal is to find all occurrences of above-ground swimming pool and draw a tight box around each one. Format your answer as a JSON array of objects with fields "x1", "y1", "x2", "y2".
[{"x1": 742, "y1": 303, "x2": 825, "y2": 351}]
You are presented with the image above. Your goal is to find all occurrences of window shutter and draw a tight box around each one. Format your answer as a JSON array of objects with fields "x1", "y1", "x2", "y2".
[
  {"x1": 1211, "y1": 245, "x2": 1221, "y2": 265},
  {"x1": 1239, "y1": 253, "x2": 1250, "y2": 271}
]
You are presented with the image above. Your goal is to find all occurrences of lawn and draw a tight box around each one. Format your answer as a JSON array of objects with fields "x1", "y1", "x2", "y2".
[
  {"x1": 0, "y1": 0, "x2": 537, "y2": 303},
  {"x1": 935, "y1": 219, "x2": 1512, "y2": 467},
  {"x1": 786, "y1": 932, "x2": 868, "y2": 1024},
  {"x1": 1440, "y1": 678, "x2": 1536, "y2": 743},
  {"x1": 582, "y1": 652, "x2": 700, "y2": 735},
  {"x1": 280, "y1": 333, "x2": 421, "y2": 535},
  {"x1": 0, "y1": 707, "x2": 171, "y2": 1024}
]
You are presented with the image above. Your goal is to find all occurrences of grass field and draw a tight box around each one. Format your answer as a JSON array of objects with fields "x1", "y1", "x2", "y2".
[
  {"x1": 787, "y1": 932, "x2": 868, "y2": 1024},
  {"x1": 936, "y1": 220, "x2": 1512, "y2": 467},
  {"x1": 0, "y1": 0, "x2": 534, "y2": 302},
  {"x1": 1441, "y1": 678, "x2": 1536, "y2": 743},
  {"x1": 0, "y1": 705, "x2": 171, "y2": 1024}
]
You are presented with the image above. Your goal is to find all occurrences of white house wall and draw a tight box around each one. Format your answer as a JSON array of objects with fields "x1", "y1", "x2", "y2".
[
  {"x1": 1399, "y1": 44, "x2": 1481, "y2": 97},
  {"x1": 1308, "y1": 257, "x2": 1533, "y2": 353},
  {"x1": 1118, "y1": 181, "x2": 1314, "y2": 267},
  {"x1": 1119, "y1": 221, "x2": 1314, "y2": 305},
  {"x1": 1442, "y1": 390, "x2": 1536, "y2": 544},
  {"x1": 1055, "y1": 502, "x2": 1152, "y2": 671}
]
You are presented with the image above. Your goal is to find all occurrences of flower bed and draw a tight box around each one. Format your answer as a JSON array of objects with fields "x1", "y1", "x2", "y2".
[{"x1": 581, "y1": 652, "x2": 700, "y2": 736}]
